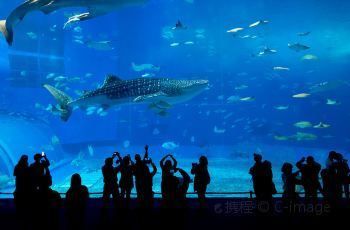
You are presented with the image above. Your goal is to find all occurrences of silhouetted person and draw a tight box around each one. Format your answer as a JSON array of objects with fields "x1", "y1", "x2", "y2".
[
  {"x1": 191, "y1": 156, "x2": 210, "y2": 208},
  {"x1": 143, "y1": 158, "x2": 157, "y2": 208},
  {"x1": 334, "y1": 152, "x2": 350, "y2": 199},
  {"x1": 176, "y1": 168, "x2": 191, "y2": 208},
  {"x1": 249, "y1": 153, "x2": 276, "y2": 203},
  {"x1": 102, "y1": 153, "x2": 120, "y2": 207},
  {"x1": 13, "y1": 155, "x2": 31, "y2": 228},
  {"x1": 118, "y1": 154, "x2": 134, "y2": 206},
  {"x1": 322, "y1": 151, "x2": 344, "y2": 210},
  {"x1": 296, "y1": 156, "x2": 321, "y2": 204},
  {"x1": 133, "y1": 147, "x2": 152, "y2": 203},
  {"x1": 66, "y1": 173, "x2": 89, "y2": 230},
  {"x1": 37, "y1": 168, "x2": 61, "y2": 230},
  {"x1": 281, "y1": 163, "x2": 301, "y2": 213},
  {"x1": 29, "y1": 153, "x2": 50, "y2": 193},
  {"x1": 160, "y1": 154, "x2": 178, "y2": 206}
]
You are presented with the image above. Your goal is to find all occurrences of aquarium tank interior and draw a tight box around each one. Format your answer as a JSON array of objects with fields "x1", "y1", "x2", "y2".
[{"x1": 0, "y1": 0, "x2": 349, "y2": 196}]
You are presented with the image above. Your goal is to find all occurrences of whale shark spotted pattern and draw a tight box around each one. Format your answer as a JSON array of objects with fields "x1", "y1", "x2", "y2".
[{"x1": 43, "y1": 75, "x2": 209, "y2": 121}]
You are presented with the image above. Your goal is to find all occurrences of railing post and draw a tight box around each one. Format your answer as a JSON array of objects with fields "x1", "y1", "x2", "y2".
[{"x1": 249, "y1": 191, "x2": 253, "y2": 199}]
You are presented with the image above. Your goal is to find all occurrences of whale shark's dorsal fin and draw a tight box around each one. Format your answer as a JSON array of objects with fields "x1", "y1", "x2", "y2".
[{"x1": 101, "y1": 75, "x2": 122, "y2": 88}]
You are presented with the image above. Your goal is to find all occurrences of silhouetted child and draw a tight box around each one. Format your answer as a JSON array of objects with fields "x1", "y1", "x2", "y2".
[
  {"x1": 191, "y1": 156, "x2": 210, "y2": 208},
  {"x1": 66, "y1": 173, "x2": 89, "y2": 230}
]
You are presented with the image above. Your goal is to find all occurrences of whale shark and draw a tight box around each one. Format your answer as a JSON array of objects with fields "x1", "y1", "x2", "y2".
[
  {"x1": 0, "y1": 0, "x2": 147, "y2": 45},
  {"x1": 43, "y1": 75, "x2": 209, "y2": 121}
]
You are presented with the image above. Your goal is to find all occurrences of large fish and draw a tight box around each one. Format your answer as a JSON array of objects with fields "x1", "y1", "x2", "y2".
[
  {"x1": 43, "y1": 75, "x2": 209, "y2": 121},
  {"x1": 0, "y1": 0, "x2": 147, "y2": 45}
]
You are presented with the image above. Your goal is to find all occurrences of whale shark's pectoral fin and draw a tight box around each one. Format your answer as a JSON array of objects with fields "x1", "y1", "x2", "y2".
[{"x1": 133, "y1": 92, "x2": 168, "y2": 103}]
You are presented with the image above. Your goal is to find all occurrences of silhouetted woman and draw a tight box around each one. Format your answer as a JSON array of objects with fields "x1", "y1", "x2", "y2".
[
  {"x1": 66, "y1": 173, "x2": 89, "y2": 230},
  {"x1": 281, "y1": 162, "x2": 300, "y2": 212},
  {"x1": 119, "y1": 155, "x2": 134, "y2": 205},
  {"x1": 13, "y1": 155, "x2": 30, "y2": 227},
  {"x1": 191, "y1": 156, "x2": 210, "y2": 208}
]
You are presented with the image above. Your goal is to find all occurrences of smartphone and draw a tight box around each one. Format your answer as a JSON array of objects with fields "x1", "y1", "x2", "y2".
[{"x1": 41, "y1": 152, "x2": 45, "y2": 157}]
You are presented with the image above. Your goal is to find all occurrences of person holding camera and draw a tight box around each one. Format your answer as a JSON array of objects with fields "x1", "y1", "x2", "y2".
[
  {"x1": 191, "y1": 156, "x2": 210, "y2": 208},
  {"x1": 29, "y1": 152, "x2": 50, "y2": 193},
  {"x1": 102, "y1": 152, "x2": 120, "y2": 206},
  {"x1": 133, "y1": 145, "x2": 152, "y2": 203}
]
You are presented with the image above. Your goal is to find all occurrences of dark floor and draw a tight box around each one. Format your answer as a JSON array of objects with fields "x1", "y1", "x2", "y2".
[{"x1": 0, "y1": 198, "x2": 349, "y2": 230}]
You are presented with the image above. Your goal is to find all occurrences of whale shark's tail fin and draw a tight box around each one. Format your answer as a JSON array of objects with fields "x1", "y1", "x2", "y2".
[
  {"x1": 43, "y1": 84, "x2": 73, "y2": 122},
  {"x1": 0, "y1": 20, "x2": 13, "y2": 45}
]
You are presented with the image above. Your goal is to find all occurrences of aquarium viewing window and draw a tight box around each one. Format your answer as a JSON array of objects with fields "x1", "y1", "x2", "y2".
[{"x1": 0, "y1": 0, "x2": 349, "y2": 200}]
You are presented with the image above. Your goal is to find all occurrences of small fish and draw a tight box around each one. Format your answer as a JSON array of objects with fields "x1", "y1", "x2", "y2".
[
  {"x1": 227, "y1": 27, "x2": 244, "y2": 33},
  {"x1": 46, "y1": 73, "x2": 56, "y2": 79},
  {"x1": 26, "y1": 32, "x2": 37, "y2": 40},
  {"x1": 293, "y1": 132, "x2": 317, "y2": 141},
  {"x1": 170, "y1": 42, "x2": 180, "y2": 47},
  {"x1": 184, "y1": 41, "x2": 194, "y2": 45},
  {"x1": 249, "y1": 20, "x2": 269, "y2": 28},
  {"x1": 313, "y1": 122, "x2": 331, "y2": 129},
  {"x1": 240, "y1": 97, "x2": 255, "y2": 102},
  {"x1": 234, "y1": 85, "x2": 248, "y2": 90},
  {"x1": 294, "y1": 121, "x2": 313, "y2": 129},
  {"x1": 99, "y1": 112, "x2": 108, "y2": 117},
  {"x1": 273, "y1": 66, "x2": 290, "y2": 71},
  {"x1": 302, "y1": 54, "x2": 318, "y2": 60},
  {"x1": 214, "y1": 126, "x2": 226, "y2": 134},
  {"x1": 162, "y1": 141, "x2": 179, "y2": 150},
  {"x1": 293, "y1": 93, "x2": 310, "y2": 98},
  {"x1": 54, "y1": 76, "x2": 67, "y2": 82},
  {"x1": 274, "y1": 105, "x2": 289, "y2": 110},
  {"x1": 326, "y1": 99, "x2": 340, "y2": 105},
  {"x1": 297, "y1": 31, "x2": 311, "y2": 36},
  {"x1": 227, "y1": 95, "x2": 240, "y2": 103},
  {"x1": 288, "y1": 43, "x2": 310, "y2": 52},
  {"x1": 142, "y1": 73, "x2": 155, "y2": 78},
  {"x1": 258, "y1": 47, "x2": 277, "y2": 56}
]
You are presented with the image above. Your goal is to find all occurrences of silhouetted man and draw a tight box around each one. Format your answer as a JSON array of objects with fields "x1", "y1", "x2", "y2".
[
  {"x1": 29, "y1": 153, "x2": 50, "y2": 193},
  {"x1": 249, "y1": 153, "x2": 276, "y2": 201},
  {"x1": 296, "y1": 156, "x2": 321, "y2": 203},
  {"x1": 102, "y1": 154, "x2": 120, "y2": 206},
  {"x1": 118, "y1": 154, "x2": 134, "y2": 207},
  {"x1": 191, "y1": 156, "x2": 210, "y2": 208}
]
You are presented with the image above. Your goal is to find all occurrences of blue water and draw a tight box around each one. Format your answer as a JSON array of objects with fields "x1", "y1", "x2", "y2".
[{"x1": 0, "y1": 0, "x2": 349, "y2": 195}]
